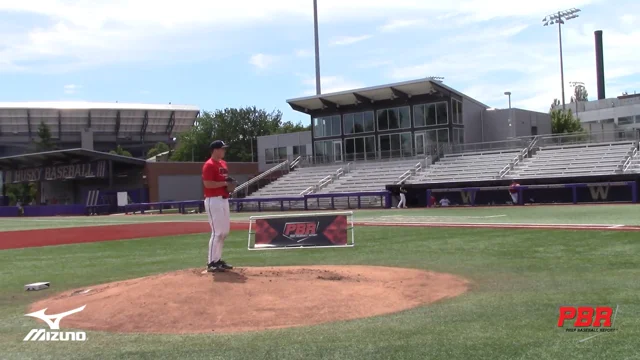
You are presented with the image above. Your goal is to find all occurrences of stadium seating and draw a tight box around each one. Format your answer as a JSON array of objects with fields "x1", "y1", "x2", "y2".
[
  {"x1": 510, "y1": 142, "x2": 635, "y2": 178},
  {"x1": 300, "y1": 159, "x2": 422, "y2": 209},
  {"x1": 318, "y1": 159, "x2": 423, "y2": 193},
  {"x1": 247, "y1": 165, "x2": 345, "y2": 198},
  {"x1": 407, "y1": 151, "x2": 520, "y2": 183}
]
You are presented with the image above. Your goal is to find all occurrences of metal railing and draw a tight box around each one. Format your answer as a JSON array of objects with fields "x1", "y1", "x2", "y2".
[
  {"x1": 498, "y1": 146, "x2": 529, "y2": 179},
  {"x1": 233, "y1": 157, "x2": 299, "y2": 197},
  {"x1": 623, "y1": 148, "x2": 638, "y2": 172},
  {"x1": 298, "y1": 165, "x2": 349, "y2": 195},
  {"x1": 535, "y1": 129, "x2": 639, "y2": 148},
  {"x1": 397, "y1": 161, "x2": 423, "y2": 184}
]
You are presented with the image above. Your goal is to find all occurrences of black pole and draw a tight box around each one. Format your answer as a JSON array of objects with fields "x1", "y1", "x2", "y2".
[
  {"x1": 595, "y1": 30, "x2": 606, "y2": 100},
  {"x1": 313, "y1": 0, "x2": 321, "y2": 95}
]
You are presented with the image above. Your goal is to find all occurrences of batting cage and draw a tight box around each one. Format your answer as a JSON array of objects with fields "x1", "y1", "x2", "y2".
[{"x1": 247, "y1": 211, "x2": 355, "y2": 250}]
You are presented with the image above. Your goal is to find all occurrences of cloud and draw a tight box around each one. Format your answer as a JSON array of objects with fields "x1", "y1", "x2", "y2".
[
  {"x1": 63, "y1": 84, "x2": 81, "y2": 94},
  {"x1": 295, "y1": 49, "x2": 313, "y2": 58},
  {"x1": 249, "y1": 53, "x2": 278, "y2": 70},
  {"x1": 329, "y1": 35, "x2": 372, "y2": 46},
  {"x1": 378, "y1": 19, "x2": 424, "y2": 32},
  {"x1": 620, "y1": 14, "x2": 636, "y2": 26},
  {"x1": 300, "y1": 75, "x2": 365, "y2": 96}
]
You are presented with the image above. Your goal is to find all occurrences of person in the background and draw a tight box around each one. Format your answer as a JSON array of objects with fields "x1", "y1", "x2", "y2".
[
  {"x1": 439, "y1": 196, "x2": 450, "y2": 207},
  {"x1": 509, "y1": 180, "x2": 520, "y2": 205},
  {"x1": 397, "y1": 185, "x2": 408, "y2": 209},
  {"x1": 428, "y1": 194, "x2": 436, "y2": 207}
]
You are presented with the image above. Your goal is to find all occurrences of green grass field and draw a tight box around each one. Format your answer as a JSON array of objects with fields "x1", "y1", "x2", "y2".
[{"x1": 1, "y1": 206, "x2": 639, "y2": 359}]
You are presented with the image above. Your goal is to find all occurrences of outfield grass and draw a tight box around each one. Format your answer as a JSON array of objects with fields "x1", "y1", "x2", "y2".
[
  {"x1": 1, "y1": 204, "x2": 640, "y2": 232},
  {"x1": 1, "y1": 222, "x2": 639, "y2": 359}
]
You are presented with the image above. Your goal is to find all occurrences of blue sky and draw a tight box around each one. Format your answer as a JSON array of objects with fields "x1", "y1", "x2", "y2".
[{"x1": 0, "y1": 0, "x2": 638, "y2": 126}]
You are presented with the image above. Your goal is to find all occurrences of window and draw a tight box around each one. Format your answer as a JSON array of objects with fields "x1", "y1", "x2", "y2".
[
  {"x1": 345, "y1": 136, "x2": 376, "y2": 161},
  {"x1": 313, "y1": 115, "x2": 341, "y2": 138},
  {"x1": 378, "y1": 132, "x2": 412, "y2": 159},
  {"x1": 277, "y1": 147, "x2": 287, "y2": 162},
  {"x1": 377, "y1": 106, "x2": 411, "y2": 131},
  {"x1": 344, "y1": 111, "x2": 375, "y2": 135},
  {"x1": 314, "y1": 140, "x2": 335, "y2": 163},
  {"x1": 452, "y1": 99, "x2": 463, "y2": 125},
  {"x1": 453, "y1": 128, "x2": 464, "y2": 144},
  {"x1": 426, "y1": 128, "x2": 449, "y2": 146},
  {"x1": 293, "y1": 145, "x2": 307, "y2": 156},
  {"x1": 265, "y1": 148, "x2": 274, "y2": 164},
  {"x1": 414, "y1": 101, "x2": 448, "y2": 127},
  {"x1": 265, "y1": 147, "x2": 288, "y2": 164},
  {"x1": 618, "y1": 116, "x2": 634, "y2": 126}
]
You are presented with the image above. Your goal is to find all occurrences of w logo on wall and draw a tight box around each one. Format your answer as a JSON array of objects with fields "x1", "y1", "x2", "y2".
[
  {"x1": 460, "y1": 191, "x2": 475, "y2": 205},
  {"x1": 589, "y1": 186, "x2": 609, "y2": 201}
]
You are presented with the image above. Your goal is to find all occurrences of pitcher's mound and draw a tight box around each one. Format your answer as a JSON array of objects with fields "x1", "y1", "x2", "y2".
[{"x1": 29, "y1": 266, "x2": 468, "y2": 334}]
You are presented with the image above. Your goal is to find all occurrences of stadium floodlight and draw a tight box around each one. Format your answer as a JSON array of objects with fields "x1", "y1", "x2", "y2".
[
  {"x1": 426, "y1": 76, "x2": 444, "y2": 82},
  {"x1": 542, "y1": 8, "x2": 581, "y2": 112}
]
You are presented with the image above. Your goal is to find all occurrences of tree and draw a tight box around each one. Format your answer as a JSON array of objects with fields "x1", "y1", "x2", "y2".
[
  {"x1": 551, "y1": 109, "x2": 583, "y2": 134},
  {"x1": 109, "y1": 145, "x2": 133, "y2": 157},
  {"x1": 571, "y1": 86, "x2": 589, "y2": 102},
  {"x1": 550, "y1": 98, "x2": 561, "y2": 112},
  {"x1": 147, "y1": 142, "x2": 170, "y2": 159},
  {"x1": 35, "y1": 122, "x2": 56, "y2": 152},
  {"x1": 171, "y1": 107, "x2": 285, "y2": 162},
  {"x1": 276, "y1": 121, "x2": 311, "y2": 134}
]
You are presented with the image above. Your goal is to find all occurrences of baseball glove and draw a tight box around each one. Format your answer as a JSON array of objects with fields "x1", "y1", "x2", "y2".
[{"x1": 226, "y1": 177, "x2": 237, "y2": 192}]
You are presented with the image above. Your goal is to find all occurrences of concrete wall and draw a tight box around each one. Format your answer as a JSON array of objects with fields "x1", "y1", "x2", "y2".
[
  {"x1": 158, "y1": 175, "x2": 203, "y2": 202},
  {"x1": 462, "y1": 97, "x2": 486, "y2": 143},
  {"x1": 144, "y1": 161, "x2": 259, "y2": 202},
  {"x1": 481, "y1": 109, "x2": 513, "y2": 142},
  {"x1": 257, "y1": 131, "x2": 312, "y2": 172},
  {"x1": 512, "y1": 109, "x2": 551, "y2": 137},
  {"x1": 479, "y1": 109, "x2": 550, "y2": 142}
]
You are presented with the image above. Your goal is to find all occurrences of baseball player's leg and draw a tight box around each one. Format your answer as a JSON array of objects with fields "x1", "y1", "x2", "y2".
[
  {"x1": 510, "y1": 192, "x2": 518, "y2": 204},
  {"x1": 398, "y1": 193, "x2": 406, "y2": 208},
  {"x1": 205, "y1": 197, "x2": 230, "y2": 270},
  {"x1": 212, "y1": 199, "x2": 232, "y2": 269}
]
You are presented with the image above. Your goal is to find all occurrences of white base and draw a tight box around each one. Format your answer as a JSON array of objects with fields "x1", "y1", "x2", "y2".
[{"x1": 25, "y1": 282, "x2": 50, "y2": 291}]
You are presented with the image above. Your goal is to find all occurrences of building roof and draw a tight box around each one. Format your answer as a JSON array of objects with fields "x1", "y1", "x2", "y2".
[
  {"x1": 0, "y1": 102, "x2": 200, "y2": 136},
  {"x1": 286, "y1": 78, "x2": 489, "y2": 113},
  {"x1": 0, "y1": 101, "x2": 199, "y2": 112},
  {"x1": 0, "y1": 148, "x2": 147, "y2": 170}
]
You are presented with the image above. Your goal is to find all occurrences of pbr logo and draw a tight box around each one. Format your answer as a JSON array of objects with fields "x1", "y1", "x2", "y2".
[
  {"x1": 283, "y1": 222, "x2": 319, "y2": 242},
  {"x1": 557, "y1": 305, "x2": 618, "y2": 333},
  {"x1": 23, "y1": 305, "x2": 87, "y2": 341}
]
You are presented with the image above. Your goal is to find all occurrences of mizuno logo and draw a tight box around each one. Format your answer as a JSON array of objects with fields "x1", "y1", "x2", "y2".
[
  {"x1": 25, "y1": 305, "x2": 86, "y2": 330},
  {"x1": 23, "y1": 305, "x2": 87, "y2": 342}
]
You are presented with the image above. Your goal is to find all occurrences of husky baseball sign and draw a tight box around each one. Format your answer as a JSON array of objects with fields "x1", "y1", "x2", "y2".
[{"x1": 23, "y1": 305, "x2": 87, "y2": 341}]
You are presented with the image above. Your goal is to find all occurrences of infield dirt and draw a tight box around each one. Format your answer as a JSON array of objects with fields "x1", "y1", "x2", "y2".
[{"x1": 29, "y1": 266, "x2": 468, "y2": 334}]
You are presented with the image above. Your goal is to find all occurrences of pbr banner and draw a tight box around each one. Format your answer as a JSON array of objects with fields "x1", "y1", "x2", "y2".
[
  {"x1": 253, "y1": 214, "x2": 349, "y2": 248},
  {"x1": 4, "y1": 161, "x2": 107, "y2": 184}
]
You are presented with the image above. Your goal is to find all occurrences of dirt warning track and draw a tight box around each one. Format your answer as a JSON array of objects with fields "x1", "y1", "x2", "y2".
[{"x1": 2, "y1": 219, "x2": 639, "y2": 250}]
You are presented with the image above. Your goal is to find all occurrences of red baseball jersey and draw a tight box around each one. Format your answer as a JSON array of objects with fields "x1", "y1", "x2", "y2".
[
  {"x1": 509, "y1": 183, "x2": 519, "y2": 194},
  {"x1": 202, "y1": 158, "x2": 229, "y2": 198}
]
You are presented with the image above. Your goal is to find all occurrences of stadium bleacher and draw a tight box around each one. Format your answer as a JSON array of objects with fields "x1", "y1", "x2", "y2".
[
  {"x1": 510, "y1": 142, "x2": 635, "y2": 178},
  {"x1": 247, "y1": 165, "x2": 345, "y2": 198},
  {"x1": 407, "y1": 151, "x2": 520, "y2": 183},
  {"x1": 319, "y1": 159, "x2": 423, "y2": 193}
]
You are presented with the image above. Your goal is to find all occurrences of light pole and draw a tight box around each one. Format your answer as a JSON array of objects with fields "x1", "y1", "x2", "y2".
[
  {"x1": 569, "y1": 81, "x2": 585, "y2": 116},
  {"x1": 504, "y1": 91, "x2": 514, "y2": 138},
  {"x1": 543, "y1": 8, "x2": 581, "y2": 112},
  {"x1": 313, "y1": 0, "x2": 321, "y2": 95}
]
